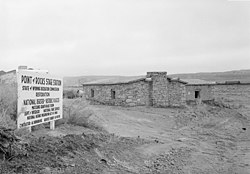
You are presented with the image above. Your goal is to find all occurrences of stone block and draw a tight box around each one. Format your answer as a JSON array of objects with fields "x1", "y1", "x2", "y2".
[
  {"x1": 126, "y1": 99, "x2": 132, "y2": 103},
  {"x1": 128, "y1": 103, "x2": 136, "y2": 106}
]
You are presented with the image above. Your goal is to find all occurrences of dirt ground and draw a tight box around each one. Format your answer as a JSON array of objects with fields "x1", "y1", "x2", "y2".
[
  {"x1": 1, "y1": 101, "x2": 250, "y2": 174},
  {"x1": 89, "y1": 104, "x2": 250, "y2": 174}
]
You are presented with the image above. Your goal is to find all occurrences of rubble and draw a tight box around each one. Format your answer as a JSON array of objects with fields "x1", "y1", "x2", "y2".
[
  {"x1": 0, "y1": 102, "x2": 249, "y2": 174},
  {"x1": 145, "y1": 147, "x2": 192, "y2": 174},
  {"x1": 0, "y1": 127, "x2": 28, "y2": 161}
]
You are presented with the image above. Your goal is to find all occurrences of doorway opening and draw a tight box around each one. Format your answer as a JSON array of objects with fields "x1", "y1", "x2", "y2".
[{"x1": 91, "y1": 89, "x2": 94, "y2": 98}]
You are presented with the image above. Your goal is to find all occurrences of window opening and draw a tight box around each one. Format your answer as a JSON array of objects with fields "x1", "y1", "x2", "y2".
[
  {"x1": 111, "y1": 90, "x2": 116, "y2": 99},
  {"x1": 195, "y1": 90, "x2": 200, "y2": 99}
]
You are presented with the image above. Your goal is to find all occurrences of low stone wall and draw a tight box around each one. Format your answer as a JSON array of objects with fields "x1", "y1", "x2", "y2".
[
  {"x1": 0, "y1": 71, "x2": 16, "y2": 85},
  {"x1": 83, "y1": 80, "x2": 149, "y2": 107},
  {"x1": 213, "y1": 84, "x2": 250, "y2": 115}
]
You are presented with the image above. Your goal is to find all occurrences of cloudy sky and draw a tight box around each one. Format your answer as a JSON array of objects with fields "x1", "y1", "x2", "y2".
[{"x1": 0, "y1": 0, "x2": 250, "y2": 76}]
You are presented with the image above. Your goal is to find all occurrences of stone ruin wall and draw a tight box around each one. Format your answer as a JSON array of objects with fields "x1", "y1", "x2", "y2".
[
  {"x1": 82, "y1": 71, "x2": 250, "y2": 110},
  {"x1": 0, "y1": 71, "x2": 17, "y2": 86},
  {"x1": 146, "y1": 72, "x2": 186, "y2": 107},
  {"x1": 83, "y1": 72, "x2": 187, "y2": 108},
  {"x1": 168, "y1": 81, "x2": 186, "y2": 107},
  {"x1": 213, "y1": 83, "x2": 250, "y2": 115},
  {"x1": 83, "y1": 80, "x2": 149, "y2": 107},
  {"x1": 183, "y1": 83, "x2": 250, "y2": 113},
  {"x1": 186, "y1": 85, "x2": 214, "y2": 102},
  {"x1": 0, "y1": 71, "x2": 18, "y2": 102},
  {"x1": 147, "y1": 72, "x2": 169, "y2": 107},
  {"x1": 213, "y1": 84, "x2": 250, "y2": 103}
]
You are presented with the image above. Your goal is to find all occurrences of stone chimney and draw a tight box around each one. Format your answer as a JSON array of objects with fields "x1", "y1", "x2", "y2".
[
  {"x1": 18, "y1": 65, "x2": 28, "y2": 70},
  {"x1": 146, "y1": 72, "x2": 167, "y2": 78},
  {"x1": 146, "y1": 72, "x2": 169, "y2": 107}
]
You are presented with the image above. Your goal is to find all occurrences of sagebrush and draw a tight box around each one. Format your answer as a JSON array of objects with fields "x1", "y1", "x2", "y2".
[
  {"x1": 57, "y1": 98, "x2": 104, "y2": 131},
  {"x1": 0, "y1": 85, "x2": 17, "y2": 129}
]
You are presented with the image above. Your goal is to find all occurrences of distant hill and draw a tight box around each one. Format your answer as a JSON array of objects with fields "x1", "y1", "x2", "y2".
[
  {"x1": 63, "y1": 69, "x2": 250, "y2": 87},
  {"x1": 63, "y1": 75, "x2": 144, "y2": 87},
  {"x1": 169, "y1": 69, "x2": 250, "y2": 83}
]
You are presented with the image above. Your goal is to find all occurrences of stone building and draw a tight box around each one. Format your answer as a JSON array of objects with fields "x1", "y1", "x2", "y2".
[
  {"x1": 82, "y1": 72, "x2": 187, "y2": 107},
  {"x1": 183, "y1": 79, "x2": 216, "y2": 103},
  {"x1": 0, "y1": 66, "x2": 29, "y2": 85},
  {"x1": 0, "y1": 70, "x2": 17, "y2": 85}
]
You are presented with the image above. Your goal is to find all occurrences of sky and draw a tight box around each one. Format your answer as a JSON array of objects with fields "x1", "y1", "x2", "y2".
[{"x1": 0, "y1": 0, "x2": 250, "y2": 77}]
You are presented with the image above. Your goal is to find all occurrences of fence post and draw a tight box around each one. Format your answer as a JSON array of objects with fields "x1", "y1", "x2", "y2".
[
  {"x1": 50, "y1": 120, "x2": 55, "y2": 130},
  {"x1": 28, "y1": 126, "x2": 32, "y2": 132}
]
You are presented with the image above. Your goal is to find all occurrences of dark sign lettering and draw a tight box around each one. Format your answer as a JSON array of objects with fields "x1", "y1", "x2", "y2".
[{"x1": 17, "y1": 71, "x2": 63, "y2": 129}]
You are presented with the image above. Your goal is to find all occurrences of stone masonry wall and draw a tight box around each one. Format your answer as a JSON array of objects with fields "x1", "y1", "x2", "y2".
[
  {"x1": 83, "y1": 80, "x2": 149, "y2": 107},
  {"x1": 168, "y1": 81, "x2": 186, "y2": 107},
  {"x1": 213, "y1": 84, "x2": 250, "y2": 116},
  {"x1": 147, "y1": 72, "x2": 169, "y2": 107},
  {"x1": 0, "y1": 71, "x2": 16, "y2": 86},
  {"x1": 186, "y1": 85, "x2": 214, "y2": 102},
  {"x1": 83, "y1": 72, "x2": 187, "y2": 108}
]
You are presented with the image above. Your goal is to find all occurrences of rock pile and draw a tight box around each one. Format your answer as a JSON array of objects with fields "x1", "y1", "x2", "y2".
[{"x1": 145, "y1": 147, "x2": 192, "y2": 174}]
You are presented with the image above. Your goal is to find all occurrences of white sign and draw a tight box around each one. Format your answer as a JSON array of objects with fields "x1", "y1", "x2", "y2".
[{"x1": 17, "y1": 70, "x2": 63, "y2": 129}]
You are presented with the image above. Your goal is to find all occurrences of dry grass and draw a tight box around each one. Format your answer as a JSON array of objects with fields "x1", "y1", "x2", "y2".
[
  {"x1": 0, "y1": 85, "x2": 17, "y2": 129},
  {"x1": 57, "y1": 98, "x2": 104, "y2": 131},
  {"x1": 0, "y1": 84, "x2": 103, "y2": 132}
]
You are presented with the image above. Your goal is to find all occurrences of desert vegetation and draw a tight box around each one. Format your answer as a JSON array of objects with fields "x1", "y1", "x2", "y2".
[
  {"x1": 63, "y1": 89, "x2": 83, "y2": 99},
  {"x1": 0, "y1": 85, "x2": 17, "y2": 129},
  {"x1": 57, "y1": 98, "x2": 104, "y2": 131}
]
